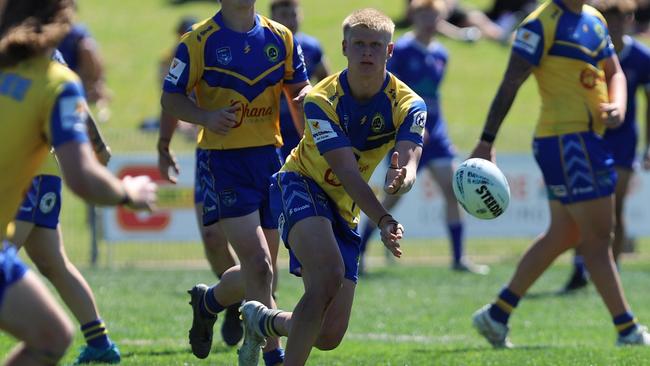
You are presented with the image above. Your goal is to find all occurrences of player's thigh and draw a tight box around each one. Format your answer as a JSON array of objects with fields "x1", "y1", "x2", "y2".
[
  {"x1": 288, "y1": 216, "x2": 345, "y2": 285},
  {"x1": 565, "y1": 195, "x2": 614, "y2": 243},
  {"x1": 546, "y1": 199, "x2": 580, "y2": 247},
  {"x1": 220, "y1": 210, "x2": 271, "y2": 262},
  {"x1": 22, "y1": 226, "x2": 68, "y2": 274},
  {"x1": 263, "y1": 228, "x2": 280, "y2": 263},
  {"x1": 614, "y1": 167, "x2": 632, "y2": 213},
  {"x1": 0, "y1": 271, "x2": 72, "y2": 348},
  {"x1": 428, "y1": 159, "x2": 455, "y2": 197}
]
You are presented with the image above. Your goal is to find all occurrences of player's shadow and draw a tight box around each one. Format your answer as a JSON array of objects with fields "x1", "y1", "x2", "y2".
[
  {"x1": 121, "y1": 344, "x2": 233, "y2": 359},
  {"x1": 435, "y1": 344, "x2": 550, "y2": 355}
]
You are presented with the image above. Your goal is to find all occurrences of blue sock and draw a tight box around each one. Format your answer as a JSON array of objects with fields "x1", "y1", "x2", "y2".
[
  {"x1": 263, "y1": 347, "x2": 285, "y2": 366},
  {"x1": 200, "y1": 286, "x2": 224, "y2": 318},
  {"x1": 488, "y1": 287, "x2": 520, "y2": 325},
  {"x1": 573, "y1": 255, "x2": 587, "y2": 278},
  {"x1": 81, "y1": 319, "x2": 112, "y2": 349},
  {"x1": 359, "y1": 221, "x2": 376, "y2": 256},
  {"x1": 447, "y1": 222, "x2": 463, "y2": 264},
  {"x1": 614, "y1": 312, "x2": 638, "y2": 336}
]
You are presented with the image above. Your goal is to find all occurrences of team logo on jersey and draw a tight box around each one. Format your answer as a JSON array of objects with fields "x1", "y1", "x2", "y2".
[
  {"x1": 217, "y1": 47, "x2": 232, "y2": 65},
  {"x1": 513, "y1": 28, "x2": 540, "y2": 55},
  {"x1": 371, "y1": 113, "x2": 385, "y2": 133},
  {"x1": 324, "y1": 168, "x2": 342, "y2": 187},
  {"x1": 264, "y1": 44, "x2": 279, "y2": 62},
  {"x1": 59, "y1": 96, "x2": 88, "y2": 132},
  {"x1": 219, "y1": 189, "x2": 237, "y2": 207},
  {"x1": 244, "y1": 42, "x2": 251, "y2": 54},
  {"x1": 39, "y1": 192, "x2": 57, "y2": 214},
  {"x1": 594, "y1": 24, "x2": 604, "y2": 38},
  {"x1": 165, "y1": 57, "x2": 186, "y2": 85},
  {"x1": 580, "y1": 68, "x2": 602, "y2": 89},
  {"x1": 216, "y1": 47, "x2": 232, "y2": 65},
  {"x1": 410, "y1": 111, "x2": 427, "y2": 136}
]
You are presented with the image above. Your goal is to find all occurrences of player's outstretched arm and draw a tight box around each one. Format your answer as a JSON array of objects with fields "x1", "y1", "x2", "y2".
[
  {"x1": 384, "y1": 141, "x2": 421, "y2": 195},
  {"x1": 471, "y1": 51, "x2": 533, "y2": 161},
  {"x1": 56, "y1": 141, "x2": 156, "y2": 210},
  {"x1": 323, "y1": 147, "x2": 403, "y2": 257}
]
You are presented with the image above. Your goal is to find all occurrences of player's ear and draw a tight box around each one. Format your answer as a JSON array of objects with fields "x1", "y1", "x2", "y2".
[
  {"x1": 387, "y1": 42, "x2": 394, "y2": 59},
  {"x1": 342, "y1": 39, "x2": 348, "y2": 57}
]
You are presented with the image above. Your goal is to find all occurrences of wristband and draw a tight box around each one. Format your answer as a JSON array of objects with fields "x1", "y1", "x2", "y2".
[
  {"x1": 480, "y1": 131, "x2": 496, "y2": 144},
  {"x1": 377, "y1": 213, "x2": 393, "y2": 227},
  {"x1": 120, "y1": 190, "x2": 132, "y2": 206}
]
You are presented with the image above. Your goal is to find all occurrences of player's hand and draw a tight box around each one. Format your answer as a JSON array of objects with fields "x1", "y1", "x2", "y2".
[
  {"x1": 470, "y1": 141, "x2": 495, "y2": 163},
  {"x1": 378, "y1": 214, "x2": 403, "y2": 258},
  {"x1": 384, "y1": 152, "x2": 408, "y2": 195},
  {"x1": 600, "y1": 102, "x2": 623, "y2": 129},
  {"x1": 643, "y1": 145, "x2": 650, "y2": 171},
  {"x1": 121, "y1": 175, "x2": 157, "y2": 211},
  {"x1": 157, "y1": 143, "x2": 179, "y2": 184},
  {"x1": 205, "y1": 105, "x2": 239, "y2": 135},
  {"x1": 95, "y1": 145, "x2": 112, "y2": 166}
]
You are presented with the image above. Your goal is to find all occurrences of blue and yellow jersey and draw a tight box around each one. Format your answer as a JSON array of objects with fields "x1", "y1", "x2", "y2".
[
  {"x1": 163, "y1": 11, "x2": 308, "y2": 150},
  {"x1": 282, "y1": 70, "x2": 426, "y2": 226},
  {"x1": 512, "y1": 0, "x2": 614, "y2": 137},
  {"x1": 0, "y1": 55, "x2": 88, "y2": 237}
]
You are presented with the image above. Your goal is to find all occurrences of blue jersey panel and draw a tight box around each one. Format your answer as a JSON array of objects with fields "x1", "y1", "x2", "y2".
[
  {"x1": 201, "y1": 145, "x2": 281, "y2": 228},
  {"x1": 57, "y1": 24, "x2": 90, "y2": 71},
  {"x1": 50, "y1": 82, "x2": 89, "y2": 148},
  {"x1": 15, "y1": 175, "x2": 62, "y2": 229},
  {"x1": 269, "y1": 171, "x2": 361, "y2": 283}
]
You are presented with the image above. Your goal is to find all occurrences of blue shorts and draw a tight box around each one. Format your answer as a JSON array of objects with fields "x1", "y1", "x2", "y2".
[
  {"x1": 603, "y1": 123, "x2": 637, "y2": 170},
  {"x1": 533, "y1": 132, "x2": 617, "y2": 204},
  {"x1": 269, "y1": 171, "x2": 361, "y2": 283},
  {"x1": 199, "y1": 145, "x2": 281, "y2": 229},
  {"x1": 194, "y1": 148, "x2": 208, "y2": 204},
  {"x1": 15, "y1": 175, "x2": 62, "y2": 229},
  {"x1": 0, "y1": 243, "x2": 29, "y2": 308},
  {"x1": 419, "y1": 132, "x2": 455, "y2": 169}
]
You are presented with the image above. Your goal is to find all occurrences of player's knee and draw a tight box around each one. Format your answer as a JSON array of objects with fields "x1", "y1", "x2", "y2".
[
  {"x1": 202, "y1": 226, "x2": 227, "y2": 249},
  {"x1": 26, "y1": 315, "x2": 73, "y2": 360},
  {"x1": 245, "y1": 253, "x2": 273, "y2": 283},
  {"x1": 314, "y1": 329, "x2": 345, "y2": 350},
  {"x1": 310, "y1": 268, "x2": 344, "y2": 301}
]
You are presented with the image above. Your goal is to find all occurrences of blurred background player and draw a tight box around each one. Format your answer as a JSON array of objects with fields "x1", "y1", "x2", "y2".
[
  {"x1": 270, "y1": 0, "x2": 331, "y2": 162},
  {"x1": 470, "y1": 0, "x2": 650, "y2": 348},
  {"x1": 160, "y1": 0, "x2": 311, "y2": 364},
  {"x1": 562, "y1": 0, "x2": 650, "y2": 293},
  {"x1": 12, "y1": 82, "x2": 121, "y2": 363},
  {"x1": 358, "y1": 0, "x2": 488, "y2": 275},
  {"x1": 0, "y1": 1, "x2": 157, "y2": 365},
  {"x1": 239, "y1": 8, "x2": 426, "y2": 365},
  {"x1": 156, "y1": 16, "x2": 243, "y2": 347},
  {"x1": 58, "y1": 0, "x2": 111, "y2": 122}
]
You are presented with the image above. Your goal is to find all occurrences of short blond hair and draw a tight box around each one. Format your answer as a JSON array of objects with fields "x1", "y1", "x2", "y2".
[
  {"x1": 342, "y1": 8, "x2": 395, "y2": 41},
  {"x1": 410, "y1": 0, "x2": 448, "y2": 18},
  {"x1": 589, "y1": 0, "x2": 637, "y2": 13}
]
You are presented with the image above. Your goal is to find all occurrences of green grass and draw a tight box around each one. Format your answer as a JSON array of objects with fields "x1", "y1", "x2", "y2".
[
  {"x1": 4, "y1": 1, "x2": 650, "y2": 364},
  {"x1": 3, "y1": 239, "x2": 650, "y2": 364}
]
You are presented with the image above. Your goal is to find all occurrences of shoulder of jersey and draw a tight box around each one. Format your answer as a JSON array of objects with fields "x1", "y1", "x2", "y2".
[
  {"x1": 258, "y1": 15, "x2": 293, "y2": 39},
  {"x1": 47, "y1": 60, "x2": 80, "y2": 85},
  {"x1": 307, "y1": 73, "x2": 341, "y2": 101},
  {"x1": 181, "y1": 17, "x2": 220, "y2": 45}
]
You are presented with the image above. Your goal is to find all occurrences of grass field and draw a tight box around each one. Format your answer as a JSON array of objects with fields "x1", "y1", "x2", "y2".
[{"x1": 3, "y1": 0, "x2": 650, "y2": 364}]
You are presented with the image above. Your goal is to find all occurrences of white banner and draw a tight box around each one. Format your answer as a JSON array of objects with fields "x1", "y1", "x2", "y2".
[
  {"x1": 365, "y1": 154, "x2": 650, "y2": 238},
  {"x1": 101, "y1": 153, "x2": 650, "y2": 242}
]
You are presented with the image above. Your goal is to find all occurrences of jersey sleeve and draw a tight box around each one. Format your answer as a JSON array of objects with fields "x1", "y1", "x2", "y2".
[
  {"x1": 48, "y1": 81, "x2": 90, "y2": 147},
  {"x1": 396, "y1": 97, "x2": 426, "y2": 146},
  {"x1": 284, "y1": 34, "x2": 309, "y2": 84},
  {"x1": 163, "y1": 41, "x2": 199, "y2": 95},
  {"x1": 512, "y1": 19, "x2": 544, "y2": 66},
  {"x1": 304, "y1": 98, "x2": 350, "y2": 154}
]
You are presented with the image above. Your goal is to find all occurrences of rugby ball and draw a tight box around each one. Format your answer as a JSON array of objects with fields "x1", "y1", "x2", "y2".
[{"x1": 452, "y1": 158, "x2": 510, "y2": 220}]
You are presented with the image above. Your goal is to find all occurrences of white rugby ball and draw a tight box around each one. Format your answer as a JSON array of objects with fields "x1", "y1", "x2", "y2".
[{"x1": 452, "y1": 158, "x2": 510, "y2": 220}]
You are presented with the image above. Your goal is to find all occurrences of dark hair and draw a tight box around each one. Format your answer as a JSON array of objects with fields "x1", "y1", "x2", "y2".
[
  {"x1": 270, "y1": 0, "x2": 298, "y2": 12},
  {"x1": 0, "y1": 0, "x2": 74, "y2": 67}
]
